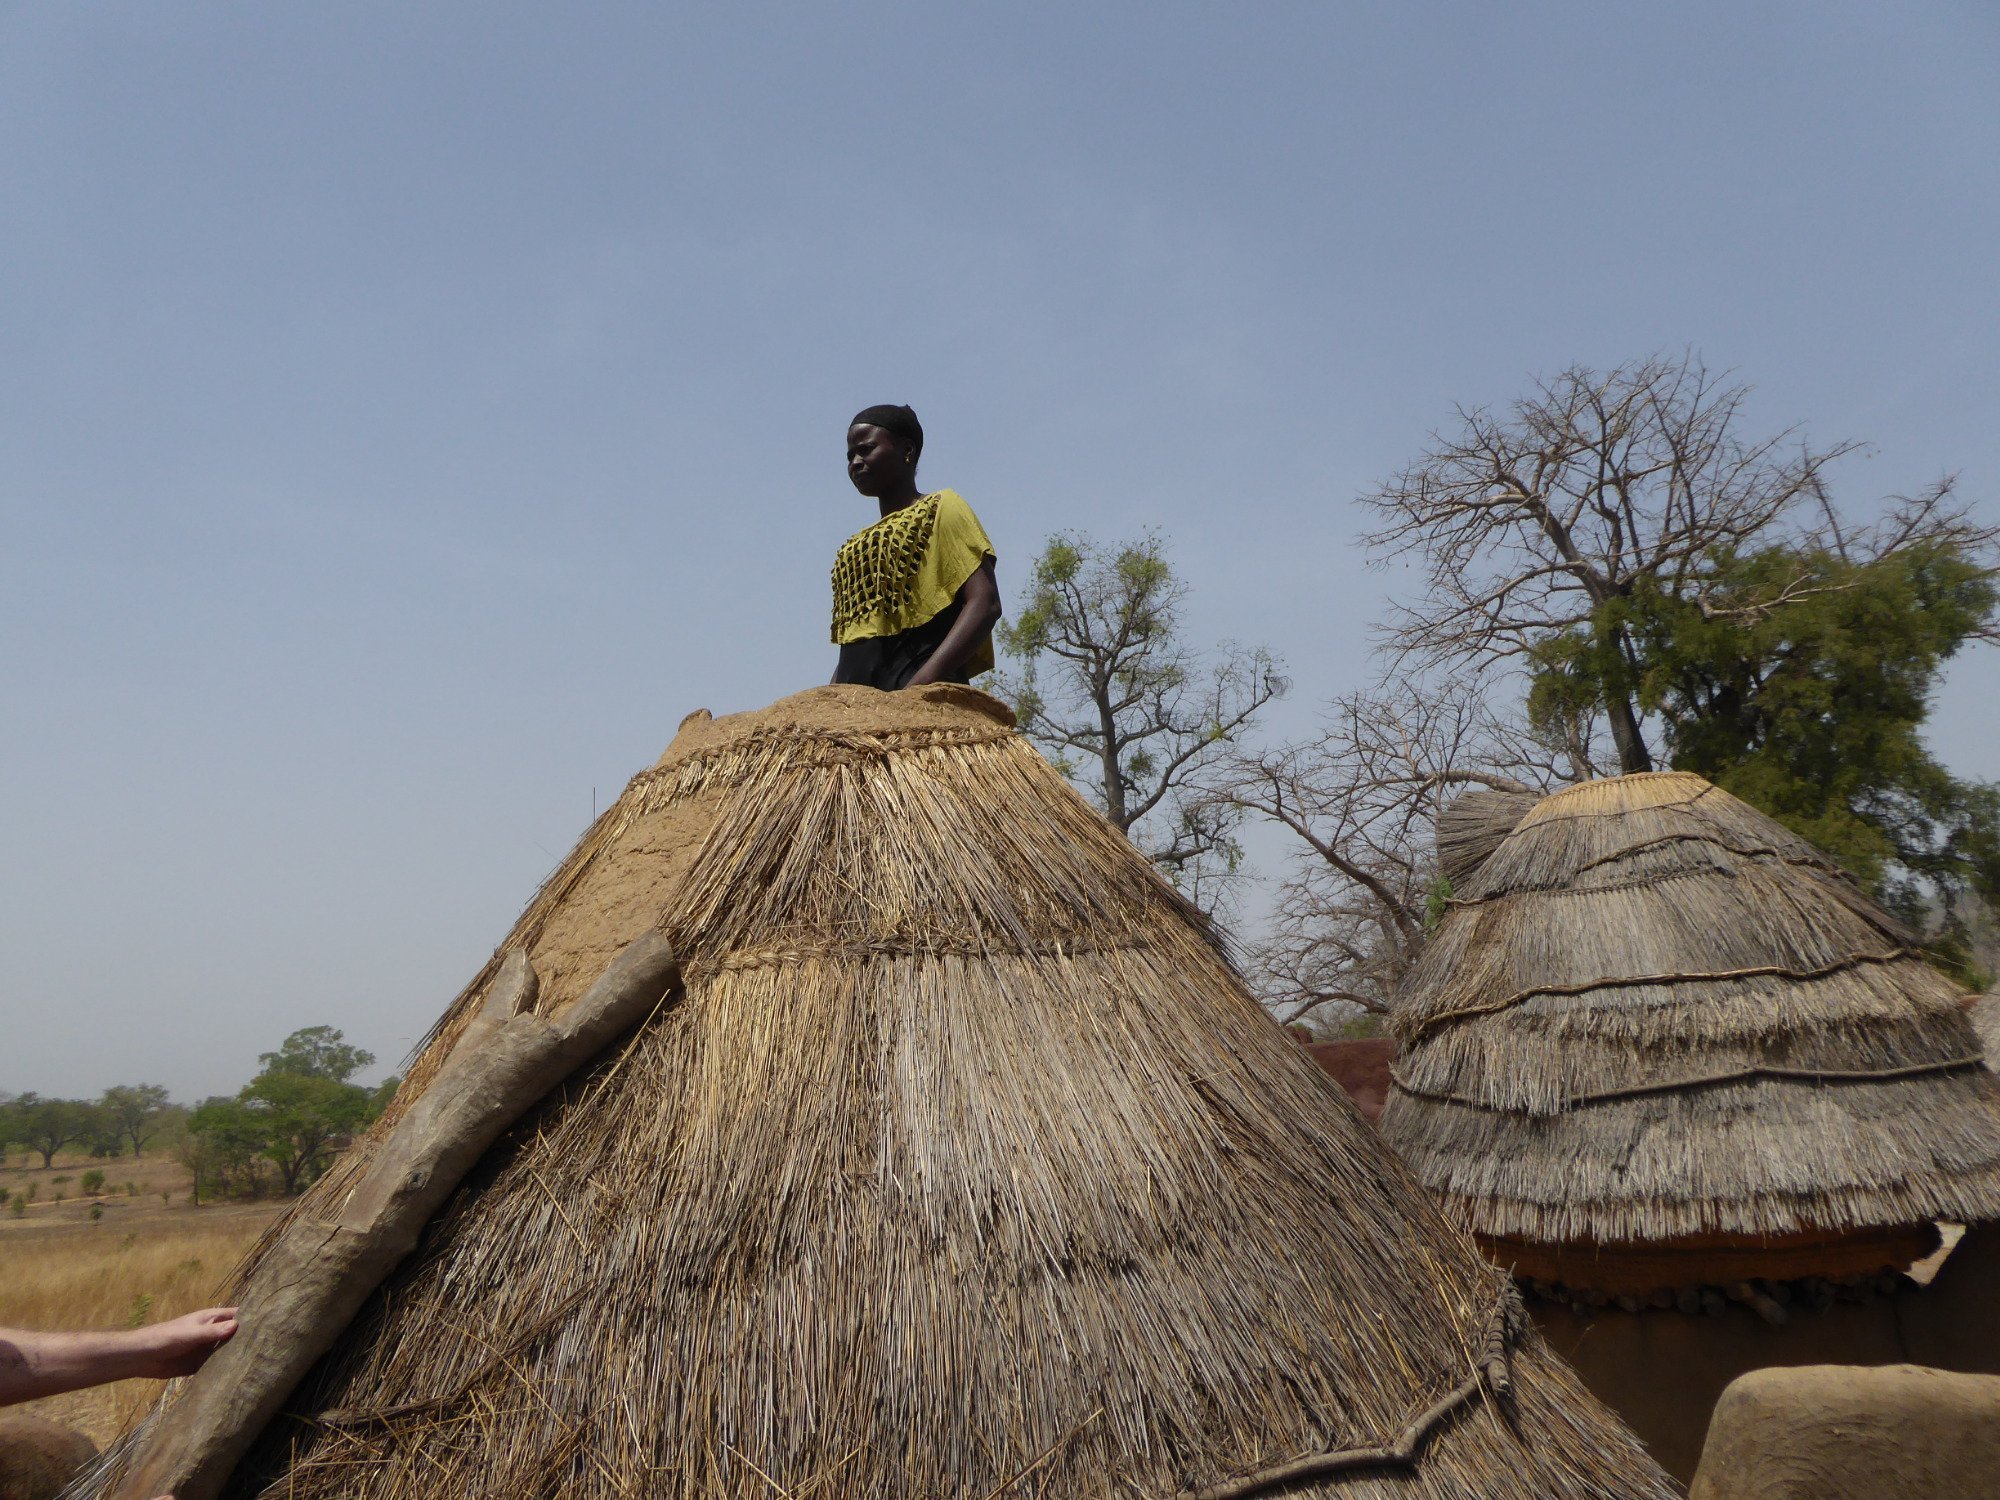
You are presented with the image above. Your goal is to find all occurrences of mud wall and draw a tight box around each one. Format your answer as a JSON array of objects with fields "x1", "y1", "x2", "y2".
[{"x1": 1530, "y1": 1221, "x2": 2000, "y2": 1485}]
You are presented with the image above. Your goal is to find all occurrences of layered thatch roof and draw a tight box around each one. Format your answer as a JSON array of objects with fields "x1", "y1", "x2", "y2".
[
  {"x1": 1383, "y1": 771, "x2": 2000, "y2": 1249},
  {"x1": 90, "y1": 686, "x2": 1671, "y2": 1500},
  {"x1": 1436, "y1": 786, "x2": 1543, "y2": 889},
  {"x1": 1973, "y1": 992, "x2": 2000, "y2": 1069}
]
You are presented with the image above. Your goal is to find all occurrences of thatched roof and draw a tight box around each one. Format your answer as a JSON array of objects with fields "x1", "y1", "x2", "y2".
[
  {"x1": 1436, "y1": 786, "x2": 1541, "y2": 889},
  {"x1": 1973, "y1": 992, "x2": 2000, "y2": 1068},
  {"x1": 92, "y1": 686, "x2": 1670, "y2": 1500},
  {"x1": 1382, "y1": 771, "x2": 2000, "y2": 1248}
]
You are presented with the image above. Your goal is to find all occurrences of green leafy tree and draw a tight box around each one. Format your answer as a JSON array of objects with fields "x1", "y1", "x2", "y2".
[
  {"x1": 1366, "y1": 353, "x2": 1887, "y2": 775},
  {"x1": 7, "y1": 1094, "x2": 90, "y2": 1169},
  {"x1": 994, "y1": 532, "x2": 1286, "y2": 909},
  {"x1": 258, "y1": 1025, "x2": 374, "y2": 1084},
  {"x1": 232, "y1": 1026, "x2": 384, "y2": 1194},
  {"x1": 78, "y1": 1101, "x2": 123, "y2": 1159},
  {"x1": 241, "y1": 1069, "x2": 375, "y2": 1195},
  {"x1": 1530, "y1": 531, "x2": 2000, "y2": 972},
  {"x1": 179, "y1": 1097, "x2": 270, "y2": 1203},
  {"x1": 99, "y1": 1084, "x2": 174, "y2": 1156}
]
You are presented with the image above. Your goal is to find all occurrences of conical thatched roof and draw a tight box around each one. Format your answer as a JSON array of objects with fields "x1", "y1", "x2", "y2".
[
  {"x1": 1383, "y1": 770, "x2": 2000, "y2": 1252},
  {"x1": 92, "y1": 687, "x2": 1672, "y2": 1500}
]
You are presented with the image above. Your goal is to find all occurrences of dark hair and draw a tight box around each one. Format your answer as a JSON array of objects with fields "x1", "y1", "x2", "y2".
[{"x1": 850, "y1": 404, "x2": 923, "y2": 458}]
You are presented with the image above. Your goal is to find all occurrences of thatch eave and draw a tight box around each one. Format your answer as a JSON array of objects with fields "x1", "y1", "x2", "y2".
[
  {"x1": 1453, "y1": 775, "x2": 1829, "y2": 886},
  {"x1": 1477, "y1": 1222, "x2": 1943, "y2": 1297},
  {"x1": 1386, "y1": 1045, "x2": 2000, "y2": 1242}
]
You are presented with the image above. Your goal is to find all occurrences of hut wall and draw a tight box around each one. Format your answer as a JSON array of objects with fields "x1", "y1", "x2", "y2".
[
  {"x1": 1529, "y1": 1221, "x2": 2000, "y2": 1486},
  {"x1": 1300, "y1": 1038, "x2": 1396, "y2": 1123}
]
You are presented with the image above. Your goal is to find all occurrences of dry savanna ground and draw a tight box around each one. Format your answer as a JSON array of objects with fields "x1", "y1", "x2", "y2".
[{"x1": 2, "y1": 1146, "x2": 283, "y2": 1447}]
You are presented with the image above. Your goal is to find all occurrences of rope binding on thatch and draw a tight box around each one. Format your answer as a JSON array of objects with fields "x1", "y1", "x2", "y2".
[
  {"x1": 1567, "y1": 830, "x2": 1842, "y2": 880},
  {"x1": 636, "y1": 721, "x2": 1022, "y2": 780},
  {"x1": 1393, "y1": 1054, "x2": 1988, "y2": 1112},
  {"x1": 1402, "y1": 947, "x2": 1919, "y2": 1044},
  {"x1": 1444, "y1": 840, "x2": 1850, "y2": 910},
  {"x1": 1179, "y1": 1293, "x2": 1515, "y2": 1500},
  {"x1": 1498, "y1": 780, "x2": 1717, "y2": 829},
  {"x1": 687, "y1": 933, "x2": 1155, "y2": 977}
]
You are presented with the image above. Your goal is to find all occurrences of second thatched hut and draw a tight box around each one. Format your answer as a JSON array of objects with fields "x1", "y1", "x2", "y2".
[{"x1": 1383, "y1": 770, "x2": 2000, "y2": 1297}]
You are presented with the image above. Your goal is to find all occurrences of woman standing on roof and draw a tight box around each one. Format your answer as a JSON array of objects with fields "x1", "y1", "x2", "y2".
[{"x1": 831, "y1": 404, "x2": 1002, "y2": 691}]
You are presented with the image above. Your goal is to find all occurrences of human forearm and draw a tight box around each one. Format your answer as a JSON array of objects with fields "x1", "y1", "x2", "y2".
[
  {"x1": 1, "y1": 1328, "x2": 154, "y2": 1404},
  {"x1": 0, "y1": 1308, "x2": 238, "y2": 1407}
]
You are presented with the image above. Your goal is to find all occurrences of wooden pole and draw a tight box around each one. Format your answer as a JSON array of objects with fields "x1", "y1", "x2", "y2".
[{"x1": 105, "y1": 931, "x2": 680, "y2": 1500}]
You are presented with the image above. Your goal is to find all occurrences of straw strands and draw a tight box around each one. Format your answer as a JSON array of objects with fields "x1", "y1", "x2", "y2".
[
  {"x1": 1383, "y1": 771, "x2": 2000, "y2": 1246},
  {"x1": 1974, "y1": 994, "x2": 2000, "y2": 1069},
  {"x1": 1435, "y1": 786, "x2": 1541, "y2": 889},
  {"x1": 91, "y1": 686, "x2": 1672, "y2": 1500}
]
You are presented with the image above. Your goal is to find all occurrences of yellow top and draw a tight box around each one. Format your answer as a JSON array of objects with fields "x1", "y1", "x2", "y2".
[{"x1": 830, "y1": 490, "x2": 997, "y2": 673}]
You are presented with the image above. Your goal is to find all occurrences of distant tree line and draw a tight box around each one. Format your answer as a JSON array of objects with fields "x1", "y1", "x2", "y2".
[
  {"x1": 0, "y1": 1025, "x2": 394, "y2": 1204},
  {"x1": 997, "y1": 352, "x2": 2000, "y2": 1028}
]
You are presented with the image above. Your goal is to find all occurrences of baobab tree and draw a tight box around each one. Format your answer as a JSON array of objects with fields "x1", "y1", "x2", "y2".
[
  {"x1": 1363, "y1": 353, "x2": 1868, "y2": 774},
  {"x1": 1361, "y1": 351, "x2": 1997, "y2": 973}
]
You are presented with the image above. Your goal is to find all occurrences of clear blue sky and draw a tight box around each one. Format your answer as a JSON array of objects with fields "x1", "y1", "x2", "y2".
[{"x1": 5, "y1": 2, "x2": 1996, "y2": 1099}]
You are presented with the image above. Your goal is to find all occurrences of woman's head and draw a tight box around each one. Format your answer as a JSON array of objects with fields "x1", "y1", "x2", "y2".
[{"x1": 847, "y1": 403, "x2": 923, "y2": 498}]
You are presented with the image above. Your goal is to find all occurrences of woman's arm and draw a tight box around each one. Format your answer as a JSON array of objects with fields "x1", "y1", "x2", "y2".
[{"x1": 906, "y1": 560, "x2": 1001, "y2": 688}]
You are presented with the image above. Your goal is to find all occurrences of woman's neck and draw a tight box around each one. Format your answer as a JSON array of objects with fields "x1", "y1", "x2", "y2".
[{"x1": 876, "y1": 482, "x2": 925, "y2": 518}]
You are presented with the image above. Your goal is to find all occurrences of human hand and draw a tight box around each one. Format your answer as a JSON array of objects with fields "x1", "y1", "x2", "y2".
[{"x1": 133, "y1": 1307, "x2": 238, "y2": 1379}]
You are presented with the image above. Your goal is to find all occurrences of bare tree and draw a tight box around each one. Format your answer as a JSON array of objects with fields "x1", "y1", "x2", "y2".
[
  {"x1": 1363, "y1": 353, "x2": 1873, "y2": 773},
  {"x1": 995, "y1": 532, "x2": 1287, "y2": 910},
  {"x1": 1207, "y1": 680, "x2": 1567, "y2": 1025},
  {"x1": 1215, "y1": 353, "x2": 1995, "y2": 1024}
]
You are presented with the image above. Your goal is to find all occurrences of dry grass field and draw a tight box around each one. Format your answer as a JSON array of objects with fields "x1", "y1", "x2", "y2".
[{"x1": 2, "y1": 1148, "x2": 283, "y2": 1446}]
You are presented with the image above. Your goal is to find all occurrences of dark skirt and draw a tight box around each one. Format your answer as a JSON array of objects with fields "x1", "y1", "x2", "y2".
[{"x1": 832, "y1": 599, "x2": 972, "y2": 691}]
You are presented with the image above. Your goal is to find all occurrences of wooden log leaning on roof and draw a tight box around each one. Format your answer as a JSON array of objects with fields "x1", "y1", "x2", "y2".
[{"x1": 105, "y1": 930, "x2": 682, "y2": 1500}]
